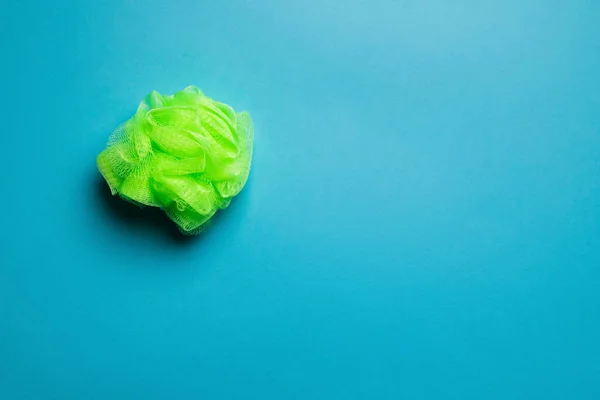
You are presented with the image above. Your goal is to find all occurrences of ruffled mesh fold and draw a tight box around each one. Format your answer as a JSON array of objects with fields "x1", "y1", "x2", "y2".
[{"x1": 97, "y1": 86, "x2": 254, "y2": 234}]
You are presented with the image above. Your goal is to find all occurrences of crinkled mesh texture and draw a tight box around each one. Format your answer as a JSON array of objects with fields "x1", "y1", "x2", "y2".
[{"x1": 97, "y1": 86, "x2": 254, "y2": 234}]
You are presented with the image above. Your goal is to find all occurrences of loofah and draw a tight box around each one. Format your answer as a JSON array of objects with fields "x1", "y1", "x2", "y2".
[{"x1": 97, "y1": 86, "x2": 254, "y2": 234}]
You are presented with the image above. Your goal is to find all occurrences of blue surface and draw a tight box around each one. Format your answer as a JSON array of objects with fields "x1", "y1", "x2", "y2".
[{"x1": 2, "y1": 1, "x2": 600, "y2": 399}]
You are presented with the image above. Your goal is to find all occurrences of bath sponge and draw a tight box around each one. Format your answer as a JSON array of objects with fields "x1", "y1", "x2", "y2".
[{"x1": 97, "y1": 86, "x2": 254, "y2": 234}]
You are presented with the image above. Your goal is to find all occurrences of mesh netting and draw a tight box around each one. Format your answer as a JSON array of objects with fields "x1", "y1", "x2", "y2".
[{"x1": 97, "y1": 86, "x2": 254, "y2": 234}]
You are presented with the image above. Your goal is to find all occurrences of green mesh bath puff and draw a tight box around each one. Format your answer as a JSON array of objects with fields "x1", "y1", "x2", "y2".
[{"x1": 97, "y1": 86, "x2": 254, "y2": 234}]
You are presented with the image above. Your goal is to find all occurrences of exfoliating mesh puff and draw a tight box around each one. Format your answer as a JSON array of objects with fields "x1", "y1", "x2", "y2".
[{"x1": 97, "y1": 86, "x2": 254, "y2": 235}]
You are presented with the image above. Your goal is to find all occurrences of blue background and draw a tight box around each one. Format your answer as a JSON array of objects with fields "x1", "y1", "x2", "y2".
[{"x1": 2, "y1": 1, "x2": 600, "y2": 398}]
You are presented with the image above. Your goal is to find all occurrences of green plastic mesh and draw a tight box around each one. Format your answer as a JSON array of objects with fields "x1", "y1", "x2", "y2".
[{"x1": 97, "y1": 86, "x2": 254, "y2": 235}]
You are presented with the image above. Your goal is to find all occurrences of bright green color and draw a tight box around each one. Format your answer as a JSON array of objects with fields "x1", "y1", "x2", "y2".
[{"x1": 97, "y1": 86, "x2": 254, "y2": 234}]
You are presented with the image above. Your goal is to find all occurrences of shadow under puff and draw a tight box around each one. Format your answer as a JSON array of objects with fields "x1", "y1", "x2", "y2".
[{"x1": 94, "y1": 175, "x2": 250, "y2": 246}]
